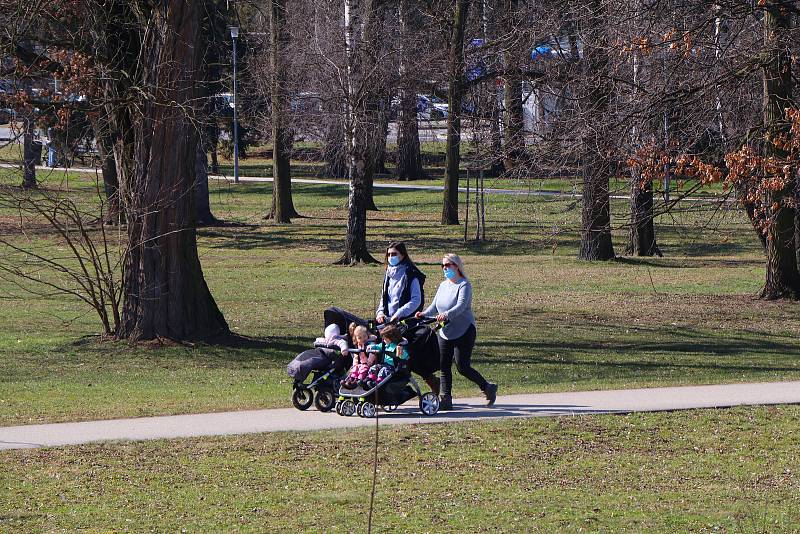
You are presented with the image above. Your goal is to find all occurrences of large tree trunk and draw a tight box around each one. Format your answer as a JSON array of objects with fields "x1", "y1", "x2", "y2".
[
  {"x1": 394, "y1": 0, "x2": 426, "y2": 181},
  {"x1": 442, "y1": 0, "x2": 470, "y2": 225},
  {"x1": 359, "y1": 2, "x2": 383, "y2": 212},
  {"x1": 627, "y1": 174, "x2": 661, "y2": 256},
  {"x1": 396, "y1": 89, "x2": 426, "y2": 180},
  {"x1": 578, "y1": 0, "x2": 615, "y2": 261},
  {"x1": 92, "y1": 114, "x2": 123, "y2": 224},
  {"x1": 194, "y1": 141, "x2": 218, "y2": 226},
  {"x1": 760, "y1": 0, "x2": 798, "y2": 299},
  {"x1": 626, "y1": 45, "x2": 659, "y2": 257},
  {"x1": 501, "y1": 0, "x2": 524, "y2": 172},
  {"x1": 580, "y1": 157, "x2": 615, "y2": 260},
  {"x1": 481, "y1": 0, "x2": 505, "y2": 178},
  {"x1": 22, "y1": 116, "x2": 38, "y2": 189},
  {"x1": 118, "y1": 1, "x2": 229, "y2": 341},
  {"x1": 374, "y1": 95, "x2": 390, "y2": 176},
  {"x1": 502, "y1": 75, "x2": 524, "y2": 171},
  {"x1": 266, "y1": 0, "x2": 300, "y2": 222},
  {"x1": 209, "y1": 128, "x2": 220, "y2": 174}
]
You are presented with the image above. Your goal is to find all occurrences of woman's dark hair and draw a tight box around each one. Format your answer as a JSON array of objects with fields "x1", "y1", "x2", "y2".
[{"x1": 385, "y1": 241, "x2": 412, "y2": 269}]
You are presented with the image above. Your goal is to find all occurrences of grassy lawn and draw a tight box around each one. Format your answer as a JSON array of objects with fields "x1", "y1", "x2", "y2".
[
  {"x1": 211, "y1": 151, "x2": 725, "y2": 196},
  {"x1": 2, "y1": 405, "x2": 799, "y2": 532},
  {"x1": 0, "y1": 163, "x2": 797, "y2": 426},
  {"x1": 1, "y1": 146, "x2": 798, "y2": 532}
]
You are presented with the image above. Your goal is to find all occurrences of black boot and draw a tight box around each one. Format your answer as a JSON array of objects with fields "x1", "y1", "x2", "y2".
[
  {"x1": 483, "y1": 383, "x2": 498, "y2": 406},
  {"x1": 439, "y1": 394, "x2": 453, "y2": 411}
]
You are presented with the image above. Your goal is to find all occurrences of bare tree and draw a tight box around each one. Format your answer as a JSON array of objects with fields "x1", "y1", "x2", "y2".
[
  {"x1": 21, "y1": 114, "x2": 39, "y2": 189},
  {"x1": 760, "y1": 0, "x2": 798, "y2": 298},
  {"x1": 442, "y1": 0, "x2": 471, "y2": 225},
  {"x1": 0, "y1": 183, "x2": 124, "y2": 335},
  {"x1": 338, "y1": 0, "x2": 381, "y2": 264},
  {"x1": 577, "y1": 0, "x2": 614, "y2": 260},
  {"x1": 266, "y1": 0, "x2": 300, "y2": 222},
  {"x1": 501, "y1": 0, "x2": 525, "y2": 172}
]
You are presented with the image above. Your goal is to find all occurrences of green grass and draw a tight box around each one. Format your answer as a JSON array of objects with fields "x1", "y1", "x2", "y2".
[
  {"x1": 1, "y1": 145, "x2": 798, "y2": 532},
  {"x1": 2, "y1": 405, "x2": 799, "y2": 532},
  {"x1": 212, "y1": 156, "x2": 725, "y2": 196},
  {"x1": 0, "y1": 164, "x2": 797, "y2": 426}
]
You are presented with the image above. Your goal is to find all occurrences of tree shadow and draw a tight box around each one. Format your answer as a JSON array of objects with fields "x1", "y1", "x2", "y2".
[
  {"x1": 614, "y1": 256, "x2": 763, "y2": 269},
  {"x1": 61, "y1": 334, "x2": 312, "y2": 367},
  {"x1": 476, "y1": 321, "x2": 800, "y2": 375}
]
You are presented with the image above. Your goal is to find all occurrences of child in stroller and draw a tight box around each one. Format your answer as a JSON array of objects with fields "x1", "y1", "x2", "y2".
[
  {"x1": 341, "y1": 325, "x2": 377, "y2": 389},
  {"x1": 364, "y1": 324, "x2": 409, "y2": 388},
  {"x1": 335, "y1": 318, "x2": 443, "y2": 418},
  {"x1": 287, "y1": 323, "x2": 352, "y2": 412}
]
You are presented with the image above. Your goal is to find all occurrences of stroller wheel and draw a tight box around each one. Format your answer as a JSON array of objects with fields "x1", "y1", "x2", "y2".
[
  {"x1": 339, "y1": 399, "x2": 357, "y2": 417},
  {"x1": 419, "y1": 392, "x2": 440, "y2": 416},
  {"x1": 292, "y1": 387, "x2": 314, "y2": 411},
  {"x1": 314, "y1": 388, "x2": 336, "y2": 412},
  {"x1": 360, "y1": 402, "x2": 377, "y2": 418}
]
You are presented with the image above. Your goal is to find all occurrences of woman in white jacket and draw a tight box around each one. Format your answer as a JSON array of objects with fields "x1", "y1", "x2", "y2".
[{"x1": 417, "y1": 253, "x2": 497, "y2": 410}]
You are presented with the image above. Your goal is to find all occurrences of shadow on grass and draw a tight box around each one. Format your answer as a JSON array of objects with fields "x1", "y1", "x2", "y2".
[
  {"x1": 476, "y1": 322, "x2": 800, "y2": 374},
  {"x1": 197, "y1": 219, "x2": 765, "y2": 265},
  {"x1": 614, "y1": 255, "x2": 763, "y2": 269},
  {"x1": 385, "y1": 404, "x2": 615, "y2": 420},
  {"x1": 60, "y1": 334, "x2": 312, "y2": 367},
  {"x1": 198, "y1": 221, "x2": 550, "y2": 256}
]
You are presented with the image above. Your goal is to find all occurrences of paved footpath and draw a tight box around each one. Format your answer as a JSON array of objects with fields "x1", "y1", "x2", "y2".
[
  {"x1": 2, "y1": 381, "x2": 799, "y2": 451},
  {"x1": 0, "y1": 162, "x2": 726, "y2": 203}
]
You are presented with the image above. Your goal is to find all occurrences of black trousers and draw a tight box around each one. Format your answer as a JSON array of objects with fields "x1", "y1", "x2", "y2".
[{"x1": 438, "y1": 324, "x2": 487, "y2": 396}]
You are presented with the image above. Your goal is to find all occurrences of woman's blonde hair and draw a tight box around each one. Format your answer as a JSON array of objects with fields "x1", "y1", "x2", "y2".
[{"x1": 442, "y1": 253, "x2": 467, "y2": 280}]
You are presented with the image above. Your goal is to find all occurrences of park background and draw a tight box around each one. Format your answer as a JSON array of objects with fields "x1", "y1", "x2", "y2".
[{"x1": 2, "y1": 0, "x2": 800, "y2": 531}]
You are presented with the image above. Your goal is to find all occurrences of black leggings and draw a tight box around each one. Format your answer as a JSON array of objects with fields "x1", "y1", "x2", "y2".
[{"x1": 438, "y1": 324, "x2": 487, "y2": 396}]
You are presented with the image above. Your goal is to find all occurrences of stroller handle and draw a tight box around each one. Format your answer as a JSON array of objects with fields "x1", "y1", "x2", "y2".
[
  {"x1": 366, "y1": 316, "x2": 449, "y2": 335},
  {"x1": 346, "y1": 346, "x2": 382, "y2": 353},
  {"x1": 400, "y1": 315, "x2": 449, "y2": 330}
]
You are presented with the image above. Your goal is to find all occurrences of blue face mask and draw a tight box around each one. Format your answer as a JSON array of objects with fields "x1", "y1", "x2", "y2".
[
  {"x1": 388, "y1": 255, "x2": 401, "y2": 267},
  {"x1": 443, "y1": 267, "x2": 457, "y2": 280}
]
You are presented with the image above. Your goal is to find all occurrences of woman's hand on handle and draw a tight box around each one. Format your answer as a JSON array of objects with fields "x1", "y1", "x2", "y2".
[
  {"x1": 414, "y1": 312, "x2": 424, "y2": 319},
  {"x1": 376, "y1": 314, "x2": 386, "y2": 324},
  {"x1": 435, "y1": 313, "x2": 447, "y2": 322}
]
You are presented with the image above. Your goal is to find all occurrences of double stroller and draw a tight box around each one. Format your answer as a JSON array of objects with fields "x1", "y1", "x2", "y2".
[
  {"x1": 287, "y1": 308, "x2": 442, "y2": 417},
  {"x1": 334, "y1": 315, "x2": 443, "y2": 418}
]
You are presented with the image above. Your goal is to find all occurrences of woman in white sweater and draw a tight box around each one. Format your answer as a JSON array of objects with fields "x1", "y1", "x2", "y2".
[{"x1": 417, "y1": 253, "x2": 497, "y2": 410}]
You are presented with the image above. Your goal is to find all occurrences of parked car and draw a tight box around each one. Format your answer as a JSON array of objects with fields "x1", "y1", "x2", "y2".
[{"x1": 417, "y1": 94, "x2": 448, "y2": 120}]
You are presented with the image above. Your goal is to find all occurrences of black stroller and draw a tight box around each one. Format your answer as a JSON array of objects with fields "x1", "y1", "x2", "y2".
[
  {"x1": 286, "y1": 308, "x2": 357, "y2": 412},
  {"x1": 335, "y1": 316, "x2": 444, "y2": 418},
  {"x1": 287, "y1": 346, "x2": 348, "y2": 412}
]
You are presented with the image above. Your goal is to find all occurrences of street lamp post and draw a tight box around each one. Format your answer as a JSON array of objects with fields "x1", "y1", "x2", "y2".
[{"x1": 230, "y1": 26, "x2": 240, "y2": 184}]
